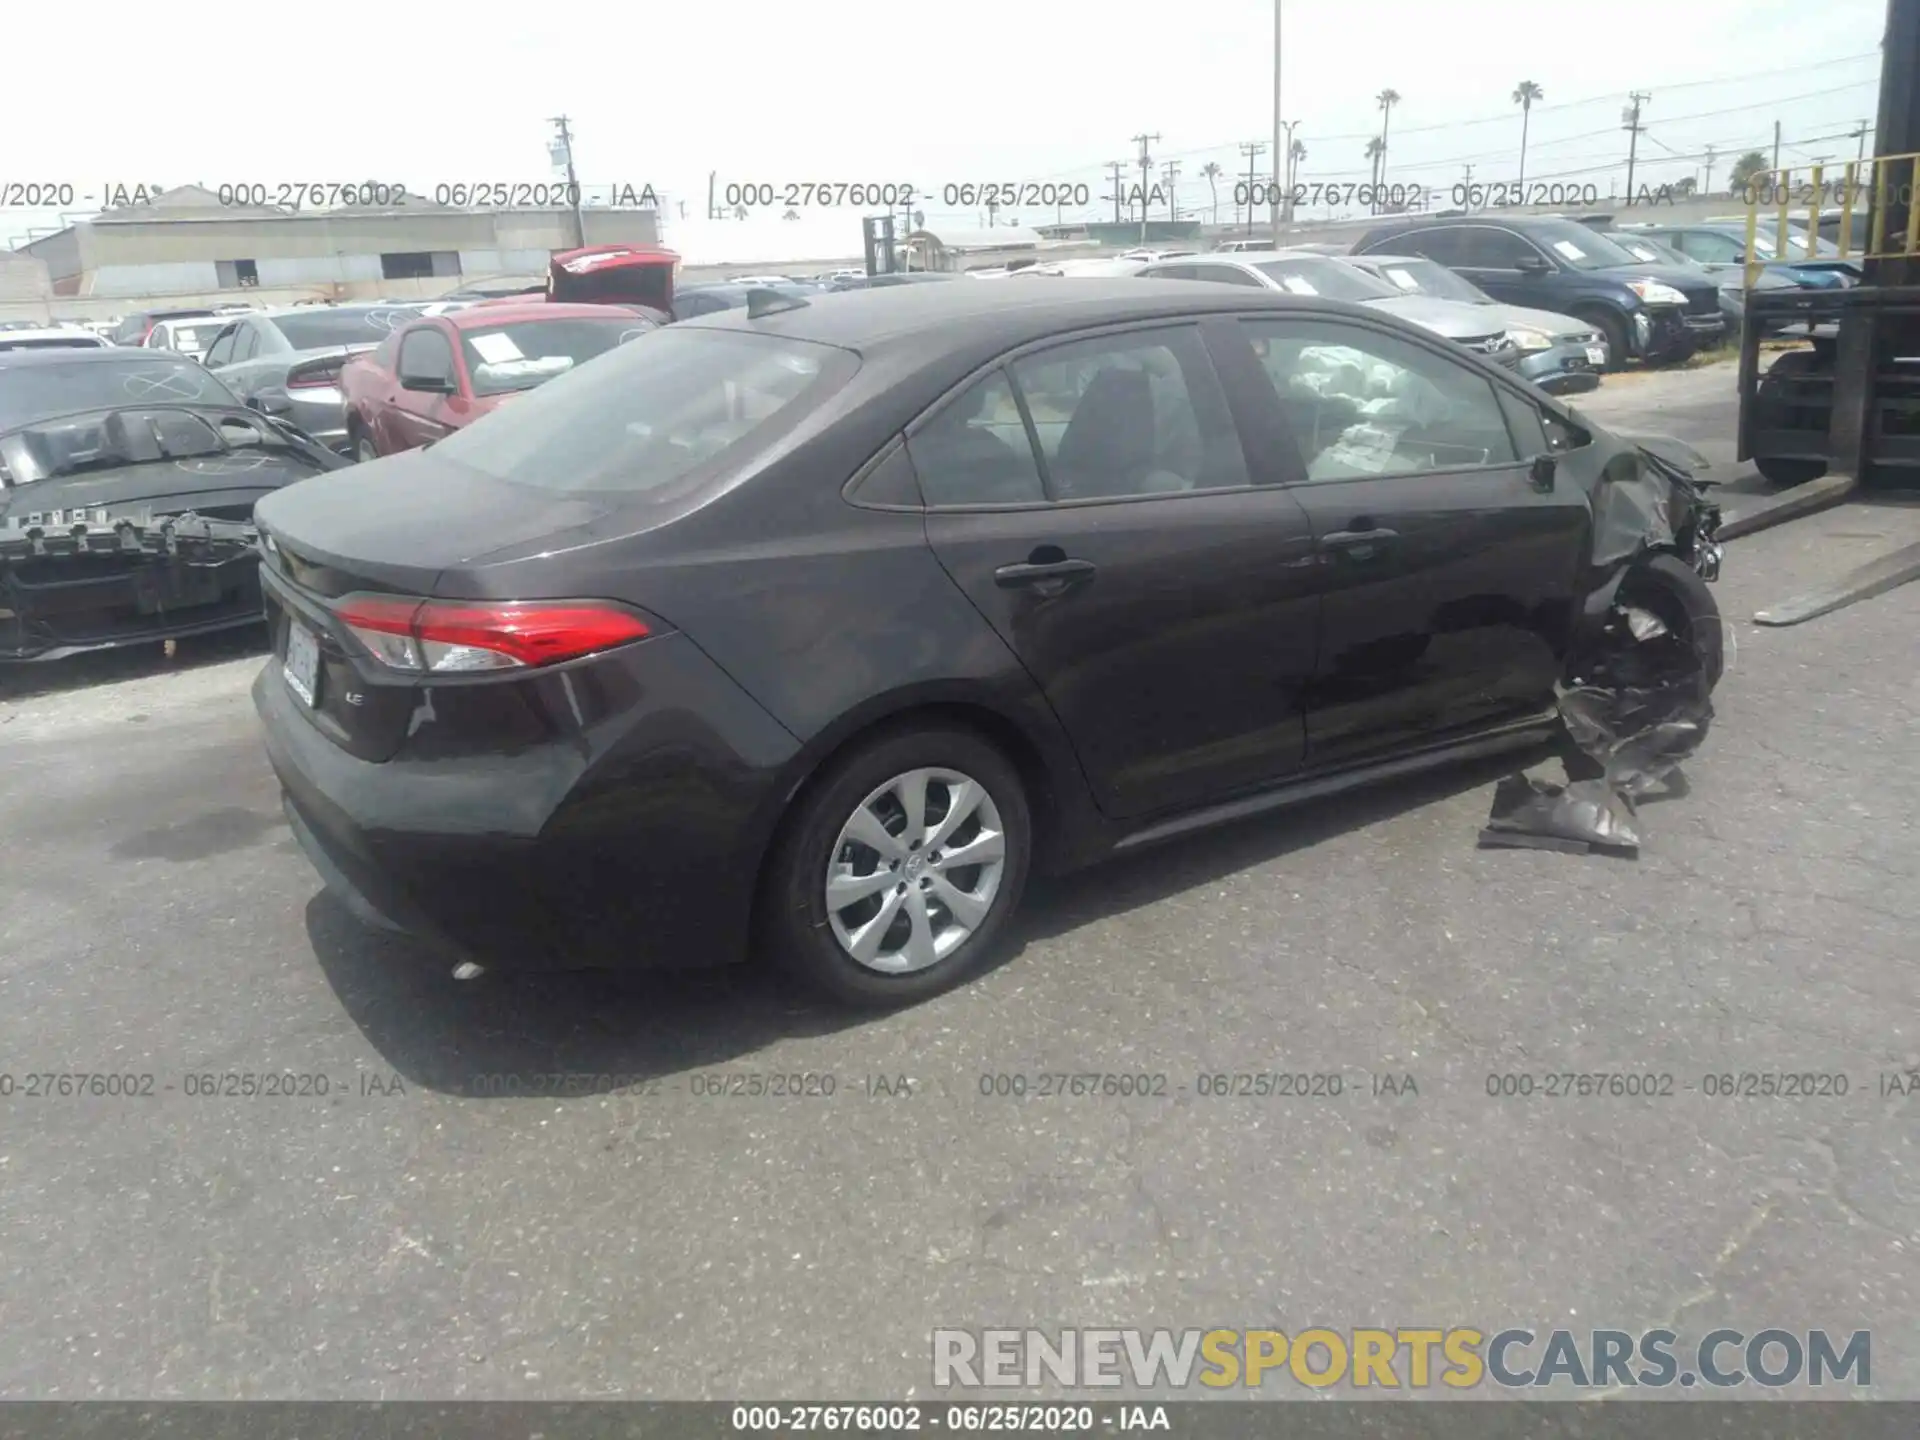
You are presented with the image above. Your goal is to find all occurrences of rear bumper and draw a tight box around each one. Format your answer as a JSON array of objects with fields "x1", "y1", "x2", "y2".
[{"x1": 252, "y1": 629, "x2": 802, "y2": 972}]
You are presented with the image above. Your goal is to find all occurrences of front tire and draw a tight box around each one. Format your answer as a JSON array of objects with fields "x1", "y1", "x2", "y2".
[
  {"x1": 1617, "y1": 552, "x2": 1725, "y2": 693},
  {"x1": 763, "y1": 725, "x2": 1031, "y2": 1007},
  {"x1": 1577, "y1": 308, "x2": 1630, "y2": 373}
]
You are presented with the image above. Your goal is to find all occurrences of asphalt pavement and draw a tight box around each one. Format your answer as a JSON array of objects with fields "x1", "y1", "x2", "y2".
[{"x1": 1, "y1": 357, "x2": 1915, "y2": 1400}]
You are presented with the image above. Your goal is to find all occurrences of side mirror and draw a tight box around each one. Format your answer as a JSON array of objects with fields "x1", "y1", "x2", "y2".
[
  {"x1": 246, "y1": 393, "x2": 294, "y2": 418},
  {"x1": 1529, "y1": 453, "x2": 1556, "y2": 491},
  {"x1": 1516, "y1": 254, "x2": 1552, "y2": 276},
  {"x1": 400, "y1": 371, "x2": 455, "y2": 394}
]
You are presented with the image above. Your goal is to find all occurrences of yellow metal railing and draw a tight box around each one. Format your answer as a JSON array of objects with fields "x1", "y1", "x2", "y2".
[{"x1": 1741, "y1": 151, "x2": 1920, "y2": 287}]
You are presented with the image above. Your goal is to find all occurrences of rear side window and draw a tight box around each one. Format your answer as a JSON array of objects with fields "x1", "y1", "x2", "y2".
[
  {"x1": 1010, "y1": 326, "x2": 1250, "y2": 500},
  {"x1": 1378, "y1": 228, "x2": 1466, "y2": 265},
  {"x1": 428, "y1": 326, "x2": 854, "y2": 494},
  {"x1": 906, "y1": 371, "x2": 1046, "y2": 506}
]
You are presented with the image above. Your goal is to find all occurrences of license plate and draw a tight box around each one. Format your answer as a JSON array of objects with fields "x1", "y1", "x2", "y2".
[
  {"x1": 284, "y1": 620, "x2": 320, "y2": 708},
  {"x1": 1586, "y1": 346, "x2": 1608, "y2": 366}
]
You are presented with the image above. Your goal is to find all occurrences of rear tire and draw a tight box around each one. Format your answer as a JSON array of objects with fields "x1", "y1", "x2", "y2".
[
  {"x1": 1616, "y1": 552, "x2": 1725, "y2": 693},
  {"x1": 763, "y1": 725, "x2": 1031, "y2": 1007}
]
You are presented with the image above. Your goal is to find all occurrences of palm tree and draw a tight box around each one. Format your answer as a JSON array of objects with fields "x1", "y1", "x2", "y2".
[
  {"x1": 1201, "y1": 161, "x2": 1223, "y2": 224},
  {"x1": 1375, "y1": 89, "x2": 1401, "y2": 192},
  {"x1": 1365, "y1": 136, "x2": 1386, "y2": 207},
  {"x1": 1512, "y1": 81, "x2": 1544, "y2": 189},
  {"x1": 732, "y1": 204, "x2": 748, "y2": 221},
  {"x1": 1728, "y1": 150, "x2": 1769, "y2": 195},
  {"x1": 782, "y1": 207, "x2": 800, "y2": 220}
]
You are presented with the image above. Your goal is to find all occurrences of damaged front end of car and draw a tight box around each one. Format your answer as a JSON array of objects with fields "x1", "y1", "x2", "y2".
[
  {"x1": 0, "y1": 509, "x2": 263, "y2": 662},
  {"x1": 1481, "y1": 433, "x2": 1726, "y2": 857},
  {"x1": 0, "y1": 404, "x2": 344, "y2": 662}
]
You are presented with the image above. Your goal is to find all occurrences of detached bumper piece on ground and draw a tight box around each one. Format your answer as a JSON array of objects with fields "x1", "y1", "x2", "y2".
[
  {"x1": 0, "y1": 511, "x2": 261, "y2": 662},
  {"x1": 1479, "y1": 636, "x2": 1715, "y2": 858}
]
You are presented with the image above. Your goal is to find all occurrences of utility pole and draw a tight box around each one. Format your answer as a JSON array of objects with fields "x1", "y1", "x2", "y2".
[
  {"x1": 1278, "y1": 119, "x2": 1301, "y2": 223},
  {"x1": 1462, "y1": 163, "x2": 1475, "y2": 213},
  {"x1": 1772, "y1": 119, "x2": 1782, "y2": 175},
  {"x1": 1161, "y1": 161, "x2": 1181, "y2": 222},
  {"x1": 1702, "y1": 145, "x2": 1716, "y2": 196},
  {"x1": 1622, "y1": 92, "x2": 1650, "y2": 202},
  {"x1": 706, "y1": 170, "x2": 718, "y2": 221},
  {"x1": 1106, "y1": 161, "x2": 1127, "y2": 225},
  {"x1": 1270, "y1": 0, "x2": 1284, "y2": 235},
  {"x1": 1239, "y1": 140, "x2": 1267, "y2": 235},
  {"x1": 548, "y1": 115, "x2": 586, "y2": 248},
  {"x1": 1133, "y1": 132, "x2": 1160, "y2": 244}
]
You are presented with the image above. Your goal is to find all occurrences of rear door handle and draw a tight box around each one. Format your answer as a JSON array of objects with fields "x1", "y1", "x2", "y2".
[
  {"x1": 1319, "y1": 527, "x2": 1398, "y2": 549},
  {"x1": 994, "y1": 558, "x2": 1097, "y2": 590}
]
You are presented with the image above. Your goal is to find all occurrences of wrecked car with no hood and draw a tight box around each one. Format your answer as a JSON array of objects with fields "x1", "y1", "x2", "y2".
[{"x1": 0, "y1": 347, "x2": 346, "y2": 662}]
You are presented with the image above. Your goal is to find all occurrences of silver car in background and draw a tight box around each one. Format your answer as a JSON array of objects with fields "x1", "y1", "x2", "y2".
[
  {"x1": 1135, "y1": 251, "x2": 1522, "y2": 367},
  {"x1": 202, "y1": 304, "x2": 429, "y2": 451},
  {"x1": 1343, "y1": 254, "x2": 1608, "y2": 395}
]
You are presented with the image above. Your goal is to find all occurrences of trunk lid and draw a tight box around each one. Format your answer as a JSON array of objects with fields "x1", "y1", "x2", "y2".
[{"x1": 254, "y1": 446, "x2": 610, "y2": 598}]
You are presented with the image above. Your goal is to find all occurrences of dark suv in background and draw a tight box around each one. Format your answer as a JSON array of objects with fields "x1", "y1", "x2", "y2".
[{"x1": 1352, "y1": 216, "x2": 1724, "y2": 369}]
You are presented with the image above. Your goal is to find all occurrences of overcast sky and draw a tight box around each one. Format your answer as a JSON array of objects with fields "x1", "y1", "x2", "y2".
[{"x1": 0, "y1": 0, "x2": 1890, "y2": 250}]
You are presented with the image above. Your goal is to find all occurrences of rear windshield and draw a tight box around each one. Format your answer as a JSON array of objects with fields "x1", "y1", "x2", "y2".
[
  {"x1": 1252, "y1": 258, "x2": 1396, "y2": 301},
  {"x1": 0, "y1": 357, "x2": 241, "y2": 431},
  {"x1": 430, "y1": 326, "x2": 855, "y2": 494},
  {"x1": 459, "y1": 317, "x2": 656, "y2": 396},
  {"x1": 270, "y1": 309, "x2": 415, "y2": 350}
]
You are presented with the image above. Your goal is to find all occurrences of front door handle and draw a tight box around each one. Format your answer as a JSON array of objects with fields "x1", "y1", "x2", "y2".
[
  {"x1": 994, "y1": 557, "x2": 1097, "y2": 591},
  {"x1": 1319, "y1": 527, "x2": 1398, "y2": 549}
]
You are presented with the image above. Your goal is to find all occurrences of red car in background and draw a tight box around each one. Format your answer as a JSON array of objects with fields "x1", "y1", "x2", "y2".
[{"x1": 340, "y1": 302, "x2": 657, "y2": 462}]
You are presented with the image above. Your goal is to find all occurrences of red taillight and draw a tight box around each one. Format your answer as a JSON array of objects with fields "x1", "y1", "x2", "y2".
[
  {"x1": 331, "y1": 595, "x2": 650, "y2": 673},
  {"x1": 286, "y1": 367, "x2": 339, "y2": 390}
]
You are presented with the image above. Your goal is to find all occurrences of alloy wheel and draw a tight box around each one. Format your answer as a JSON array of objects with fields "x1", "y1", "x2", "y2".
[{"x1": 823, "y1": 767, "x2": 1008, "y2": 974}]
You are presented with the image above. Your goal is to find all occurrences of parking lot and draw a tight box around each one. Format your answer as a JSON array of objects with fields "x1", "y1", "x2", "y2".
[{"x1": 0, "y1": 356, "x2": 1914, "y2": 1399}]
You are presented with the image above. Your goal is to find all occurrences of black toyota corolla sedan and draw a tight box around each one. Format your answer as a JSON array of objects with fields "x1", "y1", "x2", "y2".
[{"x1": 252, "y1": 281, "x2": 1724, "y2": 1005}]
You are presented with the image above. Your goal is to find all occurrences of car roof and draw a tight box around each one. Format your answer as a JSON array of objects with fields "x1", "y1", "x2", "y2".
[
  {"x1": 443, "y1": 302, "x2": 641, "y2": 328},
  {"x1": 680, "y1": 278, "x2": 1368, "y2": 352},
  {"x1": 0, "y1": 345, "x2": 201, "y2": 367}
]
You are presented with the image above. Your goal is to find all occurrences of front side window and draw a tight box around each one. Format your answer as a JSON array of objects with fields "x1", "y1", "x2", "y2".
[
  {"x1": 398, "y1": 328, "x2": 456, "y2": 385},
  {"x1": 906, "y1": 370, "x2": 1045, "y2": 507},
  {"x1": 1240, "y1": 317, "x2": 1519, "y2": 481},
  {"x1": 1009, "y1": 326, "x2": 1250, "y2": 500}
]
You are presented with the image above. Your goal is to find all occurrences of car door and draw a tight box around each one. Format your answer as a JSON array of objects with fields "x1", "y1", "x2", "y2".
[
  {"x1": 1235, "y1": 312, "x2": 1591, "y2": 767},
  {"x1": 216, "y1": 321, "x2": 264, "y2": 396},
  {"x1": 1447, "y1": 226, "x2": 1561, "y2": 308},
  {"x1": 914, "y1": 318, "x2": 1323, "y2": 820},
  {"x1": 202, "y1": 324, "x2": 239, "y2": 371},
  {"x1": 388, "y1": 325, "x2": 463, "y2": 451}
]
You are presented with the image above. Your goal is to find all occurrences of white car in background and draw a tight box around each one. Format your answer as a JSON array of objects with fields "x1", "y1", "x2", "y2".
[
  {"x1": 1013, "y1": 258, "x2": 1149, "y2": 278},
  {"x1": 1117, "y1": 247, "x2": 1199, "y2": 263},
  {"x1": 0, "y1": 324, "x2": 111, "y2": 351},
  {"x1": 143, "y1": 315, "x2": 236, "y2": 363}
]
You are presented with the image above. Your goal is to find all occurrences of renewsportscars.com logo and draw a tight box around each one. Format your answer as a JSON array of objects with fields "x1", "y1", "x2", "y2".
[{"x1": 932, "y1": 1328, "x2": 1871, "y2": 1391}]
